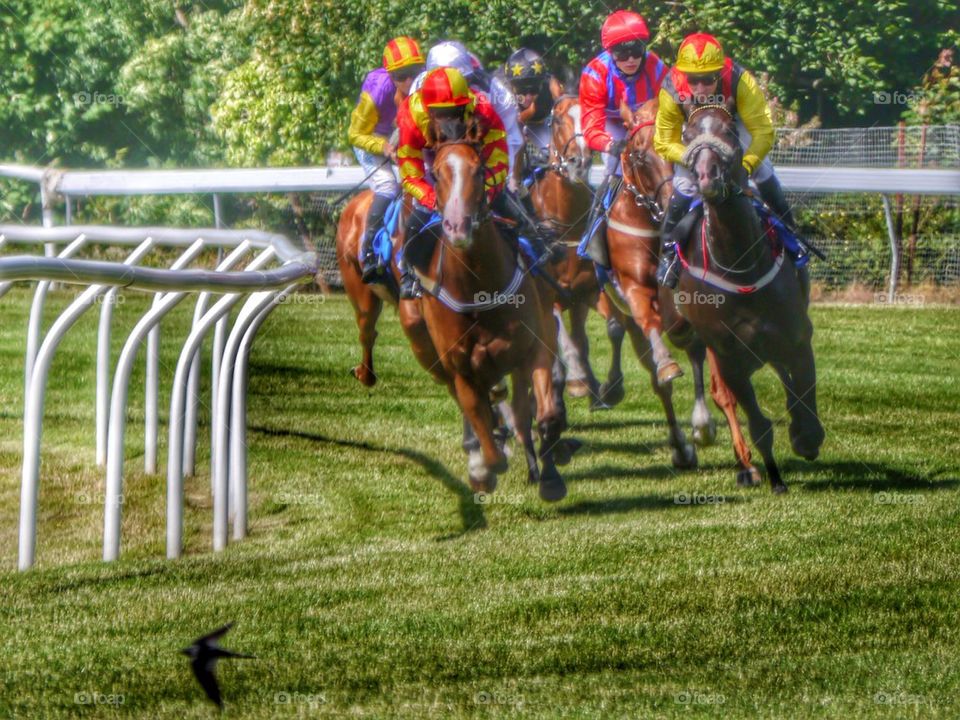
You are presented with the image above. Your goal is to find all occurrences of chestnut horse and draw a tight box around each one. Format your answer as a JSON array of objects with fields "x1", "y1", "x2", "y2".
[
  {"x1": 404, "y1": 135, "x2": 569, "y2": 501},
  {"x1": 603, "y1": 99, "x2": 764, "y2": 479},
  {"x1": 528, "y1": 93, "x2": 628, "y2": 409},
  {"x1": 673, "y1": 104, "x2": 824, "y2": 492}
]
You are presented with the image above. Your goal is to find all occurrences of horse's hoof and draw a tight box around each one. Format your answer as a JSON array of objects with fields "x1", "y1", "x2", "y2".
[
  {"x1": 597, "y1": 378, "x2": 625, "y2": 408},
  {"x1": 736, "y1": 467, "x2": 762, "y2": 487},
  {"x1": 771, "y1": 482, "x2": 788, "y2": 495},
  {"x1": 692, "y1": 418, "x2": 718, "y2": 447},
  {"x1": 792, "y1": 432, "x2": 824, "y2": 462},
  {"x1": 657, "y1": 361, "x2": 684, "y2": 387},
  {"x1": 672, "y1": 443, "x2": 698, "y2": 470},
  {"x1": 538, "y1": 467, "x2": 567, "y2": 503},
  {"x1": 351, "y1": 365, "x2": 377, "y2": 387},
  {"x1": 469, "y1": 474, "x2": 498, "y2": 494},
  {"x1": 566, "y1": 378, "x2": 591, "y2": 398},
  {"x1": 552, "y1": 438, "x2": 583, "y2": 467},
  {"x1": 489, "y1": 454, "x2": 509, "y2": 476},
  {"x1": 489, "y1": 379, "x2": 509, "y2": 403}
]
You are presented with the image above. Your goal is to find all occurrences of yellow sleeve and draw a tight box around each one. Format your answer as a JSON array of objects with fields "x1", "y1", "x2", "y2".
[
  {"x1": 735, "y1": 71, "x2": 774, "y2": 173},
  {"x1": 654, "y1": 88, "x2": 687, "y2": 165},
  {"x1": 348, "y1": 92, "x2": 387, "y2": 156}
]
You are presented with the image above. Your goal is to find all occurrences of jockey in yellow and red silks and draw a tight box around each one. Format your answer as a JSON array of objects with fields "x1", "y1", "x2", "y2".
[
  {"x1": 653, "y1": 33, "x2": 804, "y2": 289},
  {"x1": 348, "y1": 36, "x2": 425, "y2": 283}
]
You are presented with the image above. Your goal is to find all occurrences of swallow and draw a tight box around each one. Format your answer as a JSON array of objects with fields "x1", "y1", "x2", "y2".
[{"x1": 181, "y1": 622, "x2": 255, "y2": 709}]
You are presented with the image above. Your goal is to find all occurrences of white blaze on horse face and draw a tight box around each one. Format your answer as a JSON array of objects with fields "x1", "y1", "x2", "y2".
[
  {"x1": 568, "y1": 104, "x2": 589, "y2": 179},
  {"x1": 443, "y1": 152, "x2": 471, "y2": 247}
]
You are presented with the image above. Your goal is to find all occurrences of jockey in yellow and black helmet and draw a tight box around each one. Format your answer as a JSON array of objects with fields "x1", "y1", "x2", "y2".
[{"x1": 653, "y1": 33, "x2": 801, "y2": 289}]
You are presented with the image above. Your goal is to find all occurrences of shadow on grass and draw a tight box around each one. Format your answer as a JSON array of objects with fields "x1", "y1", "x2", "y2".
[
  {"x1": 249, "y1": 425, "x2": 486, "y2": 537},
  {"x1": 787, "y1": 458, "x2": 960, "y2": 493},
  {"x1": 556, "y1": 493, "x2": 747, "y2": 517}
]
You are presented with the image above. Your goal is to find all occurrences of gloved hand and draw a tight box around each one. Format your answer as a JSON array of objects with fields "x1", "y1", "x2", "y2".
[
  {"x1": 606, "y1": 138, "x2": 627, "y2": 157},
  {"x1": 420, "y1": 189, "x2": 437, "y2": 211}
]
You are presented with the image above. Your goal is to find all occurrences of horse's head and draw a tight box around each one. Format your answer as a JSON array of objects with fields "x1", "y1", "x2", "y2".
[
  {"x1": 432, "y1": 136, "x2": 486, "y2": 248},
  {"x1": 681, "y1": 105, "x2": 744, "y2": 203},
  {"x1": 620, "y1": 99, "x2": 673, "y2": 220},
  {"x1": 550, "y1": 96, "x2": 591, "y2": 182}
]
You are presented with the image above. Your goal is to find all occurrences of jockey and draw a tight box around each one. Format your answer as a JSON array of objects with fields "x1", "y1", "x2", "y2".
[
  {"x1": 504, "y1": 47, "x2": 555, "y2": 168},
  {"x1": 348, "y1": 36, "x2": 425, "y2": 283},
  {"x1": 579, "y1": 10, "x2": 668, "y2": 266},
  {"x1": 654, "y1": 33, "x2": 803, "y2": 289},
  {"x1": 414, "y1": 41, "x2": 525, "y2": 187},
  {"x1": 396, "y1": 67, "x2": 521, "y2": 299}
]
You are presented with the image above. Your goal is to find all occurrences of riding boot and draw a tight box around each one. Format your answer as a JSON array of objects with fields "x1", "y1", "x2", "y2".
[
  {"x1": 360, "y1": 193, "x2": 393, "y2": 283},
  {"x1": 398, "y1": 205, "x2": 433, "y2": 300},
  {"x1": 656, "y1": 192, "x2": 694, "y2": 289},
  {"x1": 756, "y1": 176, "x2": 810, "y2": 265},
  {"x1": 582, "y1": 174, "x2": 613, "y2": 267}
]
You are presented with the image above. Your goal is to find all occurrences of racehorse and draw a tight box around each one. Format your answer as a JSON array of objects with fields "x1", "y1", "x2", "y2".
[
  {"x1": 527, "y1": 93, "x2": 627, "y2": 409},
  {"x1": 672, "y1": 103, "x2": 825, "y2": 491},
  {"x1": 405, "y1": 128, "x2": 569, "y2": 501},
  {"x1": 602, "y1": 99, "x2": 769, "y2": 480}
]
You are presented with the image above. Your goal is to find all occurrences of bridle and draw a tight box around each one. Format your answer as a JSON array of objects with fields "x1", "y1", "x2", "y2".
[
  {"x1": 681, "y1": 105, "x2": 742, "y2": 204},
  {"x1": 548, "y1": 98, "x2": 590, "y2": 181},
  {"x1": 621, "y1": 119, "x2": 672, "y2": 223},
  {"x1": 432, "y1": 139, "x2": 490, "y2": 229}
]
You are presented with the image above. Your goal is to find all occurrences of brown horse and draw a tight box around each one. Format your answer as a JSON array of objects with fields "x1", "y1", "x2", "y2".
[
  {"x1": 401, "y1": 132, "x2": 568, "y2": 501},
  {"x1": 673, "y1": 104, "x2": 825, "y2": 492},
  {"x1": 527, "y1": 94, "x2": 627, "y2": 409}
]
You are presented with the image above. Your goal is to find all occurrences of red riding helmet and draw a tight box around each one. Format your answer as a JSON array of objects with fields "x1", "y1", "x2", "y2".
[{"x1": 601, "y1": 10, "x2": 651, "y2": 51}]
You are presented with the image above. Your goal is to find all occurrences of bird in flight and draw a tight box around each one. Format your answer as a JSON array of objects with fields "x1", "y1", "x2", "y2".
[{"x1": 181, "y1": 622, "x2": 255, "y2": 709}]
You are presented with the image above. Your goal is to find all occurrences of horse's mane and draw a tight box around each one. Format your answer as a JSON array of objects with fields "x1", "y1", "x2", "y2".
[{"x1": 425, "y1": 114, "x2": 486, "y2": 148}]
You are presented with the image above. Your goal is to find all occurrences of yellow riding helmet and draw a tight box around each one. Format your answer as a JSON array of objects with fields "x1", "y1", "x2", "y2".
[
  {"x1": 383, "y1": 36, "x2": 425, "y2": 72},
  {"x1": 675, "y1": 33, "x2": 725, "y2": 74}
]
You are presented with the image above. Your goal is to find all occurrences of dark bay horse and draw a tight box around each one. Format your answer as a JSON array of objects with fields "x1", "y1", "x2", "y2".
[
  {"x1": 604, "y1": 99, "x2": 766, "y2": 480},
  {"x1": 527, "y1": 93, "x2": 628, "y2": 409},
  {"x1": 402, "y1": 131, "x2": 568, "y2": 502},
  {"x1": 674, "y1": 104, "x2": 825, "y2": 492}
]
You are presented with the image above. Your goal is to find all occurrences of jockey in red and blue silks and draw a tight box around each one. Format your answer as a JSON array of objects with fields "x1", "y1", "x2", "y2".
[
  {"x1": 579, "y1": 10, "x2": 668, "y2": 267},
  {"x1": 348, "y1": 36, "x2": 425, "y2": 283}
]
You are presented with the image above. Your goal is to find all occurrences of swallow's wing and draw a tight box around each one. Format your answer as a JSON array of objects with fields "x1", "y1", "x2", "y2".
[
  {"x1": 190, "y1": 657, "x2": 222, "y2": 708},
  {"x1": 196, "y1": 622, "x2": 234, "y2": 647}
]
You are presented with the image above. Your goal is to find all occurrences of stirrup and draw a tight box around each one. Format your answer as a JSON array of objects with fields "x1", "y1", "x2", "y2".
[
  {"x1": 657, "y1": 252, "x2": 680, "y2": 289},
  {"x1": 360, "y1": 255, "x2": 384, "y2": 284},
  {"x1": 399, "y1": 272, "x2": 421, "y2": 300}
]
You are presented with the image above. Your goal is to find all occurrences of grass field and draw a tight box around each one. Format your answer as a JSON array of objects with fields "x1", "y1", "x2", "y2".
[{"x1": 0, "y1": 286, "x2": 958, "y2": 718}]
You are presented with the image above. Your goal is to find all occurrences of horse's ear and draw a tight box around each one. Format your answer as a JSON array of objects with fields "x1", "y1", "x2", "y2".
[
  {"x1": 465, "y1": 116, "x2": 485, "y2": 144},
  {"x1": 549, "y1": 76, "x2": 564, "y2": 100},
  {"x1": 619, "y1": 100, "x2": 633, "y2": 128}
]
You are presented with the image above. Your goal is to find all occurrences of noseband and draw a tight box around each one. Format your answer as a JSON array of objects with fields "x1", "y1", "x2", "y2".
[{"x1": 622, "y1": 119, "x2": 672, "y2": 223}]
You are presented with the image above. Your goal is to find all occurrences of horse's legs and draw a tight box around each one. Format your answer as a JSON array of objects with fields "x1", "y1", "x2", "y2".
[
  {"x1": 556, "y1": 307, "x2": 589, "y2": 397},
  {"x1": 625, "y1": 323, "x2": 697, "y2": 469},
  {"x1": 527, "y1": 326, "x2": 568, "y2": 502},
  {"x1": 565, "y1": 301, "x2": 602, "y2": 402},
  {"x1": 510, "y1": 368, "x2": 540, "y2": 485},
  {"x1": 707, "y1": 348, "x2": 760, "y2": 487},
  {"x1": 686, "y1": 340, "x2": 718, "y2": 447},
  {"x1": 713, "y1": 355, "x2": 786, "y2": 494},
  {"x1": 454, "y1": 375, "x2": 507, "y2": 493},
  {"x1": 398, "y1": 300, "x2": 448, "y2": 384},
  {"x1": 781, "y1": 343, "x2": 825, "y2": 461},
  {"x1": 622, "y1": 283, "x2": 683, "y2": 386},
  {"x1": 595, "y1": 293, "x2": 626, "y2": 408}
]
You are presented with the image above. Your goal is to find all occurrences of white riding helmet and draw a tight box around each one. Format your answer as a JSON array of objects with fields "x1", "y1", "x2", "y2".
[{"x1": 426, "y1": 40, "x2": 484, "y2": 80}]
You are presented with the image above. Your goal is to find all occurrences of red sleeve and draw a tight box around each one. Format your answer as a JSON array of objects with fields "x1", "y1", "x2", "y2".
[
  {"x1": 396, "y1": 99, "x2": 436, "y2": 210},
  {"x1": 579, "y1": 60, "x2": 611, "y2": 153},
  {"x1": 475, "y1": 101, "x2": 509, "y2": 203}
]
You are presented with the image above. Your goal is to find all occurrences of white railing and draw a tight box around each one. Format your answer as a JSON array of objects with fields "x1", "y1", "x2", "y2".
[{"x1": 0, "y1": 224, "x2": 316, "y2": 570}]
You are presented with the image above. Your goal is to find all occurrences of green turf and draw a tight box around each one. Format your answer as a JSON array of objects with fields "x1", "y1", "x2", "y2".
[{"x1": 0, "y1": 286, "x2": 958, "y2": 718}]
